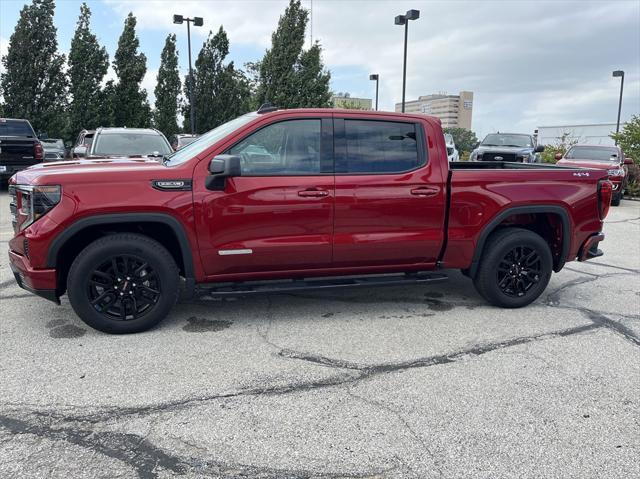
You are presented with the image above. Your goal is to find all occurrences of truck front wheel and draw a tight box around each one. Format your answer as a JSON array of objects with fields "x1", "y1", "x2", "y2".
[
  {"x1": 67, "y1": 233, "x2": 179, "y2": 333},
  {"x1": 473, "y1": 228, "x2": 552, "y2": 308}
]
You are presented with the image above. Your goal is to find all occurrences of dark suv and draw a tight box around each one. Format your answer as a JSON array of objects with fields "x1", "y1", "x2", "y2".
[{"x1": 470, "y1": 133, "x2": 544, "y2": 163}]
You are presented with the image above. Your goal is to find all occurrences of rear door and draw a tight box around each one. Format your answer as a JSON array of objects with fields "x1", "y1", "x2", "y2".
[
  {"x1": 332, "y1": 115, "x2": 447, "y2": 267},
  {"x1": 196, "y1": 115, "x2": 335, "y2": 278}
]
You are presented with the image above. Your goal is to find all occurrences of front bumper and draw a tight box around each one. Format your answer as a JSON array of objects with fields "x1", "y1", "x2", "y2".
[
  {"x1": 8, "y1": 250, "x2": 60, "y2": 304},
  {"x1": 578, "y1": 233, "x2": 605, "y2": 262}
]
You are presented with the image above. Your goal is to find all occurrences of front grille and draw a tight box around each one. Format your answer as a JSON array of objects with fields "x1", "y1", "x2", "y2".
[{"x1": 482, "y1": 152, "x2": 516, "y2": 162}]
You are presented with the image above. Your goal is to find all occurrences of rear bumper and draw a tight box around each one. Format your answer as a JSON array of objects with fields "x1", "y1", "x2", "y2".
[
  {"x1": 8, "y1": 250, "x2": 60, "y2": 304},
  {"x1": 578, "y1": 233, "x2": 605, "y2": 262}
]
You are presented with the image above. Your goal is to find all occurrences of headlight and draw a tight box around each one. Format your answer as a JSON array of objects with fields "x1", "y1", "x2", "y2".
[
  {"x1": 470, "y1": 151, "x2": 478, "y2": 161},
  {"x1": 16, "y1": 185, "x2": 61, "y2": 231},
  {"x1": 607, "y1": 168, "x2": 624, "y2": 176}
]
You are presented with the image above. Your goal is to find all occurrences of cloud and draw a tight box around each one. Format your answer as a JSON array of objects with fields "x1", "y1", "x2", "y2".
[{"x1": 103, "y1": 0, "x2": 639, "y2": 136}]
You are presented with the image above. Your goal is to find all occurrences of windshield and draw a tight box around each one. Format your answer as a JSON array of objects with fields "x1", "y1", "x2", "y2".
[
  {"x1": 565, "y1": 146, "x2": 619, "y2": 162},
  {"x1": 482, "y1": 134, "x2": 532, "y2": 148},
  {"x1": 42, "y1": 139, "x2": 64, "y2": 149},
  {"x1": 164, "y1": 113, "x2": 258, "y2": 166},
  {"x1": 92, "y1": 132, "x2": 172, "y2": 156},
  {"x1": 178, "y1": 136, "x2": 198, "y2": 148},
  {"x1": 0, "y1": 120, "x2": 35, "y2": 137}
]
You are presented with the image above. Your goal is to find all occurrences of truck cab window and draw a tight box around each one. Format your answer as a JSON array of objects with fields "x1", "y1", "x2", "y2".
[
  {"x1": 341, "y1": 120, "x2": 420, "y2": 173},
  {"x1": 228, "y1": 119, "x2": 321, "y2": 175}
]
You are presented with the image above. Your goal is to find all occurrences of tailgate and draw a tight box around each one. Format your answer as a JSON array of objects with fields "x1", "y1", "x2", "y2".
[{"x1": 0, "y1": 137, "x2": 37, "y2": 174}]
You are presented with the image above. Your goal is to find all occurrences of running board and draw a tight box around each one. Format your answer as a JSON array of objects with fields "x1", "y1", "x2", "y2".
[{"x1": 198, "y1": 272, "x2": 448, "y2": 297}]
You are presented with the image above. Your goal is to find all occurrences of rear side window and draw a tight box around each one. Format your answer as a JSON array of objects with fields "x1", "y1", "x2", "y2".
[
  {"x1": 228, "y1": 119, "x2": 321, "y2": 175},
  {"x1": 0, "y1": 120, "x2": 35, "y2": 137},
  {"x1": 341, "y1": 120, "x2": 420, "y2": 173}
]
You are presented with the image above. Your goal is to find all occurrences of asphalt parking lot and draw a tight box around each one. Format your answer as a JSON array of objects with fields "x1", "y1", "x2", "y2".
[{"x1": 0, "y1": 190, "x2": 638, "y2": 479}]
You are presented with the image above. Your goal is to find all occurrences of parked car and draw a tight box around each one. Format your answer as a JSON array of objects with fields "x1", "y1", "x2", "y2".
[
  {"x1": 8, "y1": 108, "x2": 611, "y2": 333},
  {"x1": 444, "y1": 133, "x2": 459, "y2": 162},
  {"x1": 470, "y1": 132, "x2": 544, "y2": 162},
  {"x1": 0, "y1": 118, "x2": 44, "y2": 180},
  {"x1": 556, "y1": 145, "x2": 632, "y2": 206},
  {"x1": 170, "y1": 133, "x2": 199, "y2": 151},
  {"x1": 40, "y1": 138, "x2": 66, "y2": 161},
  {"x1": 72, "y1": 129, "x2": 95, "y2": 158},
  {"x1": 86, "y1": 128, "x2": 173, "y2": 159}
]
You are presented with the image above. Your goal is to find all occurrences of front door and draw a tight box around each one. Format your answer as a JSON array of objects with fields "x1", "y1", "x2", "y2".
[{"x1": 196, "y1": 116, "x2": 335, "y2": 278}]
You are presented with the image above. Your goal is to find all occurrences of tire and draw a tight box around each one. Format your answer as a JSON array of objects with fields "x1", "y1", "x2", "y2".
[
  {"x1": 473, "y1": 227, "x2": 552, "y2": 308},
  {"x1": 611, "y1": 193, "x2": 621, "y2": 206},
  {"x1": 67, "y1": 233, "x2": 179, "y2": 333}
]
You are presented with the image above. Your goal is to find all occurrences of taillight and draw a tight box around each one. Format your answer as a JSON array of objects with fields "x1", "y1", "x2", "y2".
[
  {"x1": 34, "y1": 141, "x2": 44, "y2": 161},
  {"x1": 598, "y1": 180, "x2": 612, "y2": 220}
]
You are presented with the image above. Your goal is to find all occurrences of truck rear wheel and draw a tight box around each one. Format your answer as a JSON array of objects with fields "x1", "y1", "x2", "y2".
[
  {"x1": 67, "y1": 233, "x2": 179, "y2": 333},
  {"x1": 473, "y1": 227, "x2": 552, "y2": 308}
]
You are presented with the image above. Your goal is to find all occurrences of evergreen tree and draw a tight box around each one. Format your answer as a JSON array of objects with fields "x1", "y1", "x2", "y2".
[
  {"x1": 181, "y1": 72, "x2": 194, "y2": 132},
  {"x1": 68, "y1": 3, "x2": 109, "y2": 136},
  {"x1": 255, "y1": 0, "x2": 331, "y2": 108},
  {"x1": 153, "y1": 34, "x2": 181, "y2": 138},
  {"x1": 192, "y1": 26, "x2": 251, "y2": 132},
  {"x1": 112, "y1": 13, "x2": 151, "y2": 128},
  {"x1": 0, "y1": 0, "x2": 68, "y2": 137}
]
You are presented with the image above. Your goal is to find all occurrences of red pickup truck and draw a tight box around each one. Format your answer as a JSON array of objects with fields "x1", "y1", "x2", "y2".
[{"x1": 8, "y1": 108, "x2": 613, "y2": 333}]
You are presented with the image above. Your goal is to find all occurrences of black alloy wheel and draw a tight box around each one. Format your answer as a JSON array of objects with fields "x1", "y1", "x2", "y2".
[
  {"x1": 88, "y1": 255, "x2": 161, "y2": 321},
  {"x1": 473, "y1": 227, "x2": 552, "y2": 308},
  {"x1": 68, "y1": 233, "x2": 179, "y2": 333},
  {"x1": 496, "y1": 246, "x2": 542, "y2": 298}
]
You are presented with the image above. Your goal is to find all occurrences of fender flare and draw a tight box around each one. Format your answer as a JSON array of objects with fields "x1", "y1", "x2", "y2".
[
  {"x1": 468, "y1": 205, "x2": 571, "y2": 278},
  {"x1": 46, "y1": 213, "x2": 195, "y2": 285}
]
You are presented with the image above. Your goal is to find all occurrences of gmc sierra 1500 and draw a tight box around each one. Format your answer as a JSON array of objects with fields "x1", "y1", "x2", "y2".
[{"x1": 8, "y1": 108, "x2": 612, "y2": 333}]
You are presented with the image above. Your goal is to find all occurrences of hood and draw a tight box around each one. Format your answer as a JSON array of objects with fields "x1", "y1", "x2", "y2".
[
  {"x1": 556, "y1": 159, "x2": 619, "y2": 170},
  {"x1": 476, "y1": 145, "x2": 534, "y2": 154},
  {"x1": 14, "y1": 157, "x2": 167, "y2": 185}
]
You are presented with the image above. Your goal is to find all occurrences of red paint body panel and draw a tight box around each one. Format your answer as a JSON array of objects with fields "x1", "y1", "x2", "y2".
[{"x1": 6, "y1": 109, "x2": 607, "y2": 297}]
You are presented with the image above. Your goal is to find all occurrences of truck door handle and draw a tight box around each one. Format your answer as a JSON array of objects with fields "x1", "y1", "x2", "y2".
[
  {"x1": 410, "y1": 187, "x2": 439, "y2": 197},
  {"x1": 298, "y1": 188, "x2": 329, "y2": 198}
]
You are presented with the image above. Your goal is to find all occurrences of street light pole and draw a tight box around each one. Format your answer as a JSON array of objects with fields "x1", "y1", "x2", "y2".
[
  {"x1": 395, "y1": 10, "x2": 419, "y2": 113},
  {"x1": 174, "y1": 14, "x2": 203, "y2": 134},
  {"x1": 369, "y1": 74, "x2": 379, "y2": 111},
  {"x1": 613, "y1": 70, "x2": 624, "y2": 144}
]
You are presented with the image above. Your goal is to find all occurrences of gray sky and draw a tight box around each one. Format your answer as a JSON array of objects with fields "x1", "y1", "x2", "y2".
[{"x1": 2, "y1": 0, "x2": 639, "y2": 137}]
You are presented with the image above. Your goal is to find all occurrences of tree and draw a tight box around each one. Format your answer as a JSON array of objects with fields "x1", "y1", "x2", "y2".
[
  {"x1": 189, "y1": 26, "x2": 251, "y2": 133},
  {"x1": 611, "y1": 115, "x2": 640, "y2": 166},
  {"x1": 111, "y1": 13, "x2": 151, "y2": 128},
  {"x1": 255, "y1": 0, "x2": 331, "y2": 108},
  {"x1": 443, "y1": 127, "x2": 479, "y2": 154},
  {"x1": 0, "y1": 0, "x2": 68, "y2": 138},
  {"x1": 154, "y1": 34, "x2": 181, "y2": 138},
  {"x1": 68, "y1": 3, "x2": 109, "y2": 137},
  {"x1": 539, "y1": 131, "x2": 578, "y2": 164}
]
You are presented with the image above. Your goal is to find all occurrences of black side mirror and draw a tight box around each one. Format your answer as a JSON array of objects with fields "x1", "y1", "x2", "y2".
[
  {"x1": 207, "y1": 154, "x2": 241, "y2": 190},
  {"x1": 534, "y1": 145, "x2": 545, "y2": 153}
]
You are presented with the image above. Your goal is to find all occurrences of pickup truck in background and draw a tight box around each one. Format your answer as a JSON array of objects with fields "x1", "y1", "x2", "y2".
[
  {"x1": 0, "y1": 118, "x2": 44, "y2": 180},
  {"x1": 8, "y1": 108, "x2": 612, "y2": 333},
  {"x1": 470, "y1": 132, "x2": 544, "y2": 163}
]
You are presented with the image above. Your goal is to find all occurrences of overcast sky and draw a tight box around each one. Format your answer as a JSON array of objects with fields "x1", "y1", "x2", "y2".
[{"x1": 1, "y1": 0, "x2": 639, "y2": 137}]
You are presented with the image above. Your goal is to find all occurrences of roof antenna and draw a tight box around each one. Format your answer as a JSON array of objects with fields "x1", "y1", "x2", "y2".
[{"x1": 257, "y1": 102, "x2": 278, "y2": 114}]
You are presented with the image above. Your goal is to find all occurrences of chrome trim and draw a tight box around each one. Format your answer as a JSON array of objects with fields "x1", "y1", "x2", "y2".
[{"x1": 218, "y1": 249, "x2": 253, "y2": 256}]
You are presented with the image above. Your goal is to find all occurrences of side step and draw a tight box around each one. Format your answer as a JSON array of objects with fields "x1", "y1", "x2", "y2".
[{"x1": 198, "y1": 272, "x2": 448, "y2": 298}]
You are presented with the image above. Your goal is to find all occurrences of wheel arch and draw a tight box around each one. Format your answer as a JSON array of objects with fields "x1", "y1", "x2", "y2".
[
  {"x1": 47, "y1": 213, "x2": 195, "y2": 297},
  {"x1": 468, "y1": 205, "x2": 571, "y2": 278}
]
